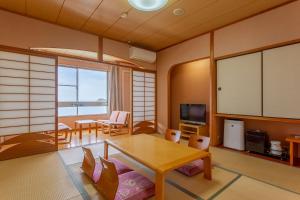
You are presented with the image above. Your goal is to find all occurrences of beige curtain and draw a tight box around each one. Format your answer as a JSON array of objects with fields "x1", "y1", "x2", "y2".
[{"x1": 108, "y1": 65, "x2": 123, "y2": 113}]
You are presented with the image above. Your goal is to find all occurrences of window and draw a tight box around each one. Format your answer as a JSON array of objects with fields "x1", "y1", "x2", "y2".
[{"x1": 58, "y1": 66, "x2": 107, "y2": 116}]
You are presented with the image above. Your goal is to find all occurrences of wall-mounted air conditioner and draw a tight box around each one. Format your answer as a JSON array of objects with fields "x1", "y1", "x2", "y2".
[{"x1": 129, "y1": 46, "x2": 156, "y2": 63}]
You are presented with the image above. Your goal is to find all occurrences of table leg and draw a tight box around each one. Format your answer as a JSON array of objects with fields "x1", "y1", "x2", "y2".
[
  {"x1": 155, "y1": 173, "x2": 165, "y2": 200},
  {"x1": 74, "y1": 123, "x2": 77, "y2": 135},
  {"x1": 95, "y1": 123, "x2": 98, "y2": 138},
  {"x1": 104, "y1": 142, "x2": 108, "y2": 159},
  {"x1": 203, "y1": 154, "x2": 212, "y2": 180},
  {"x1": 89, "y1": 123, "x2": 91, "y2": 133},
  {"x1": 79, "y1": 124, "x2": 83, "y2": 140},
  {"x1": 290, "y1": 142, "x2": 294, "y2": 166}
]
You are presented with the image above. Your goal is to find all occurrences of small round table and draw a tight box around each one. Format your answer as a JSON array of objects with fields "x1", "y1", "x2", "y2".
[{"x1": 74, "y1": 120, "x2": 98, "y2": 139}]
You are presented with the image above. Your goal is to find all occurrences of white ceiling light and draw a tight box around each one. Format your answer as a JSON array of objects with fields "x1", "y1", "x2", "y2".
[{"x1": 128, "y1": 0, "x2": 168, "y2": 12}]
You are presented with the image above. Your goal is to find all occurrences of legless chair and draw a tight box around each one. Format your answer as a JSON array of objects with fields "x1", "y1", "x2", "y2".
[
  {"x1": 165, "y1": 129, "x2": 181, "y2": 143},
  {"x1": 96, "y1": 157, "x2": 155, "y2": 200},
  {"x1": 102, "y1": 111, "x2": 130, "y2": 136},
  {"x1": 176, "y1": 135, "x2": 211, "y2": 177},
  {"x1": 81, "y1": 147, "x2": 132, "y2": 183}
]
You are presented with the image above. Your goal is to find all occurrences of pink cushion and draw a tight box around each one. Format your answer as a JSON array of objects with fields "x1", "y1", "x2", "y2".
[
  {"x1": 176, "y1": 159, "x2": 204, "y2": 177},
  {"x1": 115, "y1": 171, "x2": 155, "y2": 200},
  {"x1": 92, "y1": 158, "x2": 132, "y2": 183}
]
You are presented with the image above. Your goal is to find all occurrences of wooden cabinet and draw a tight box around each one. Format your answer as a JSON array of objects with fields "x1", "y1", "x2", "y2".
[
  {"x1": 263, "y1": 43, "x2": 300, "y2": 119},
  {"x1": 217, "y1": 52, "x2": 262, "y2": 116}
]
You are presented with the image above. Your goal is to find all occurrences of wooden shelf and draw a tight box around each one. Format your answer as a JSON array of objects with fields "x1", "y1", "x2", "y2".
[
  {"x1": 214, "y1": 113, "x2": 300, "y2": 124},
  {"x1": 179, "y1": 122, "x2": 208, "y2": 138}
]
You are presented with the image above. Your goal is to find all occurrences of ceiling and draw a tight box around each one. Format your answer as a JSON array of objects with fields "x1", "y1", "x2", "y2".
[{"x1": 0, "y1": 0, "x2": 293, "y2": 51}]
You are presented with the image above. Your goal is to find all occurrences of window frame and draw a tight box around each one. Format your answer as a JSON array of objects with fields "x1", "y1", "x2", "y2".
[{"x1": 58, "y1": 65, "x2": 108, "y2": 117}]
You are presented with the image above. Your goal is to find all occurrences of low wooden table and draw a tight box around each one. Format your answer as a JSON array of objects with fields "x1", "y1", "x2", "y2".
[
  {"x1": 286, "y1": 136, "x2": 300, "y2": 166},
  {"x1": 104, "y1": 134, "x2": 212, "y2": 200},
  {"x1": 74, "y1": 120, "x2": 98, "y2": 139},
  {"x1": 57, "y1": 123, "x2": 72, "y2": 144}
]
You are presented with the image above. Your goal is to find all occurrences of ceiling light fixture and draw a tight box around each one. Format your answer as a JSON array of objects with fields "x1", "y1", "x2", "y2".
[{"x1": 128, "y1": 0, "x2": 168, "y2": 12}]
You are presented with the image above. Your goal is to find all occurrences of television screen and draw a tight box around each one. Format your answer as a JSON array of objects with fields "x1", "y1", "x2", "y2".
[{"x1": 180, "y1": 104, "x2": 206, "y2": 125}]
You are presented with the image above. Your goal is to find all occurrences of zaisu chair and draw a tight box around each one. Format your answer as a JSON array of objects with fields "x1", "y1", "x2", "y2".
[
  {"x1": 81, "y1": 147, "x2": 132, "y2": 183},
  {"x1": 165, "y1": 129, "x2": 181, "y2": 143},
  {"x1": 176, "y1": 135, "x2": 211, "y2": 177},
  {"x1": 96, "y1": 157, "x2": 155, "y2": 200}
]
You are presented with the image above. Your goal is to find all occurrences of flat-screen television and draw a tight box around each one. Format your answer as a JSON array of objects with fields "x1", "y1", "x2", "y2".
[{"x1": 180, "y1": 104, "x2": 206, "y2": 125}]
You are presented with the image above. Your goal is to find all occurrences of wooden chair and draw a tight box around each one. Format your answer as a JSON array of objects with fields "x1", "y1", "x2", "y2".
[
  {"x1": 101, "y1": 111, "x2": 130, "y2": 136},
  {"x1": 97, "y1": 111, "x2": 119, "y2": 126},
  {"x1": 165, "y1": 129, "x2": 181, "y2": 143},
  {"x1": 81, "y1": 147, "x2": 132, "y2": 183},
  {"x1": 188, "y1": 135, "x2": 210, "y2": 151},
  {"x1": 96, "y1": 157, "x2": 155, "y2": 200},
  {"x1": 176, "y1": 135, "x2": 211, "y2": 177}
]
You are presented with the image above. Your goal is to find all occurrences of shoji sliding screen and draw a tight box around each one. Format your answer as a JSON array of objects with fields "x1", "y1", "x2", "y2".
[
  {"x1": 132, "y1": 70, "x2": 156, "y2": 134},
  {"x1": 0, "y1": 48, "x2": 57, "y2": 160}
]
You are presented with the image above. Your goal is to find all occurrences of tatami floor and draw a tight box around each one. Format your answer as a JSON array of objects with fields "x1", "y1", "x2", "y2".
[{"x1": 1, "y1": 132, "x2": 300, "y2": 200}]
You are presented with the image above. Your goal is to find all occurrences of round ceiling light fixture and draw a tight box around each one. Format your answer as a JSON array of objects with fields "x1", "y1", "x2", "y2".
[{"x1": 128, "y1": 0, "x2": 168, "y2": 12}]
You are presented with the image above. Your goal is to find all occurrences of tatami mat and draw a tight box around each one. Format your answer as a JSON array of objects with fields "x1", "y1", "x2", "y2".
[
  {"x1": 60, "y1": 141, "x2": 300, "y2": 200},
  {"x1": 58, "y1": 142, "x2": 120, "y2": 165},
  {"x1": 2, "y1": 134, "x2": 300, "y2": 200},
  {"x1": 214, "y1": 176, "x2": 300, "y2": 200},
  {"x1": 0, "y1": 153, "x2": 80, "y2": 200},
  {"x1": 69, "y1": 161, "x2": 201, "y2": 200},
  {"x1": 211, "y1": 147, "x2": 300, "y2": 194},
  {"x1": 67, "y1": 152, "x2": 239, "y2": 200}
]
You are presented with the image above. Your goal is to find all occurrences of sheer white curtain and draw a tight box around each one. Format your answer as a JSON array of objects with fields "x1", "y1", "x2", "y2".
[{"x1": 108, "y1": 65, "x2": 123, "y2": 113}]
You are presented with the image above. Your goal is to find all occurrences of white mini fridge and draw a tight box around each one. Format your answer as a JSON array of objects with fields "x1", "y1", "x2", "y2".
[{"x1": 223, "y1": 120, "x2": 245, "y2": 150}]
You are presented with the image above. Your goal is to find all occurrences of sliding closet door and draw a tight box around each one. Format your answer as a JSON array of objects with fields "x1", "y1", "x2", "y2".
[
  {"x1": 0, "y1": 49, "x2": 57, "y2": 160},
  {"x1": 263, "y1": 43, "x2": 300, "y2": 118},
  {"x1": 217, "y1": 52, "x2": 262, "y2": 116},
  {"x1": 132, "y1": 70, "x2": 156, "y2": 134}
]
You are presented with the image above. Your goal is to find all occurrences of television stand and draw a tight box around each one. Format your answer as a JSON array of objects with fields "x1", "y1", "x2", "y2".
[{"x1": 179, "y1": 122, "x2": 208, "y2": 138}]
